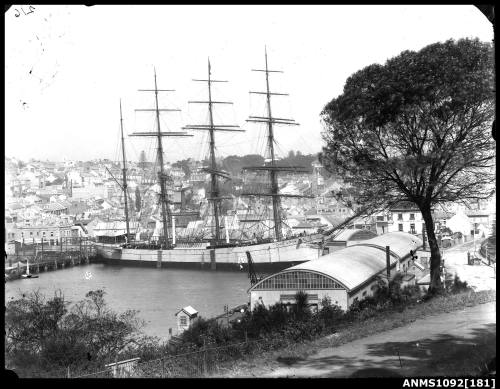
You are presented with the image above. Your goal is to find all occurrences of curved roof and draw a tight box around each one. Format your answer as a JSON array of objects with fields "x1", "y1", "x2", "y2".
[
  {"x1": 350, "y1": 232, "x2": 422, "y2": 259},
  {"x1": 332, "y1": 228, "x2": 378, "y2": 242},
  {"x1": 250, "y1": 232, "x2": 423, "y2": 293},
  {"x1": 288, "y1": 245, "x2": 394, "y2": 291}
]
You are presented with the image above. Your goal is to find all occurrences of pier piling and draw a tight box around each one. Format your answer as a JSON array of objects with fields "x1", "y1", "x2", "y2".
[
  {"x1": 157, "y1": 250, "x2": 162, "y2": 268},
  {"x1": 210, "y1": 249, "x2": 216, "y2": 270}
]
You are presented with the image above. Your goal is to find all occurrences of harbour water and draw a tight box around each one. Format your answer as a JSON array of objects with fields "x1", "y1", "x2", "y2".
[{"x1": 5, "y1": 263, "x2": 251, "y2": 340}]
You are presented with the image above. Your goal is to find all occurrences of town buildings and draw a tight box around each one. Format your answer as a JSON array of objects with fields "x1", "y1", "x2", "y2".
[{"x1": 4, "y1": 156, "x2": 496, "y2": 256}]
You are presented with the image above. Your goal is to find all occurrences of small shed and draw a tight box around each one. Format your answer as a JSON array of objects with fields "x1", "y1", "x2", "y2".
[{"x1": 175, "y1": 306, "x2": 198, "y2": 334}]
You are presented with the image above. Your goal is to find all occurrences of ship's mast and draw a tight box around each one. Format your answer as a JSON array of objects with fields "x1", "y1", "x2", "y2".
[
  {"x1": 243, "y1": 47, "x2": 311, "y2": 241},
  {"x1": 119, "y1": 99, "x2": 131, "y2": 242},
  {"x1": 183, "y1": 58, "x2": 243, "y2": 247},
  {"x1": 263, "y1": 48, "x2": 282, "y2": 240},
  {"x1": 153, "y1": 70, "x2": 170, "y2": 249},
  {"x1": 130, "y1": 68, "x2": 192, "y2": 249}
]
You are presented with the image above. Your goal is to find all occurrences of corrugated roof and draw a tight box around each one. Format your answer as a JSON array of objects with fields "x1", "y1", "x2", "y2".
[
  {"x1": 93, "y1": 221, "x2": 141, "y2": 236},
  {"x1": 42, "y1": 202, "x2": 68, "y2": 211},
  {"x1": 289, "y1": 245, "x2": 394, "y2": 291},
  {"x1": 332, "y1": 228, "x2": 377, "y2": 242},
  {"x1": 321, "y1": 215, "x2": 346, "y2": 227},
  {"x1": 253, "y1": 232, "x2": 423, "y2": 293},
  {"x1": 351, "y1": 232, "x2": 422, "y2": 259}
]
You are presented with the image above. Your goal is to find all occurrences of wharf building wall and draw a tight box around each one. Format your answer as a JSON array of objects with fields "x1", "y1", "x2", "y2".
[{"x1": 249, "y1": 232, "x2": 422, "y2": 312}]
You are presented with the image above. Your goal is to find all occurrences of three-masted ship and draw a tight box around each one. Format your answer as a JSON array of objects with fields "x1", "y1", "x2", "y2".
[{"x1": 94, "y1": 51, "x2": 323, "y2": 270}]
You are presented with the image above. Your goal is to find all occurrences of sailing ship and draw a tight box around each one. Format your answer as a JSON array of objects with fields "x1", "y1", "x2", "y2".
[
  {"x1": 21, "y1": 258, "x2": 39, "y2": 279},
  {"x1": 94, "y1": 51, "x2": 325, "y2": 271}
]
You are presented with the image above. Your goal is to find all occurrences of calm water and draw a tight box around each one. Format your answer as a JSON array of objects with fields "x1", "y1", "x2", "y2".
[{"x1": 5, "y1": 263, "x2": 251, "y2": 339}]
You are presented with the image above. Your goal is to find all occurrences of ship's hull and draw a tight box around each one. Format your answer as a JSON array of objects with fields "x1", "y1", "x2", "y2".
[{"x1": 94, "y1": 236, "x2": 324, "y2": 272}]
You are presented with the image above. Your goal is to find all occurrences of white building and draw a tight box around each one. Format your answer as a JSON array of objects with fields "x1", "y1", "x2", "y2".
[
  {"x1": 175, "y1": 306, "x2": 198, "y2": 334},
  {"x1": 388, "y1": 203, "x2": 424, "y2": 235}
]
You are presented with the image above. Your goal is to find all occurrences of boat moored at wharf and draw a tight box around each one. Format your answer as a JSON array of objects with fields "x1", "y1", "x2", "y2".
[
  {"x1": 94, "y1": 50, "x2": 332, "y2": 271},
  {"x1": 94, "y1": 234, "x2": 323, "y2": 271}
]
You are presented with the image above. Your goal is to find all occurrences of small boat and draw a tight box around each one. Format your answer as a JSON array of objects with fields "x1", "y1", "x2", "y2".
[{"x1": 21, "y1": 259, "x2": 39, "y2": 279}]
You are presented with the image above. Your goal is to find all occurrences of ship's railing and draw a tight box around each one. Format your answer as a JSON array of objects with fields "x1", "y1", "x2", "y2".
[{"x1": 94, "y1": 244, "x2": 320, "y2": 263}]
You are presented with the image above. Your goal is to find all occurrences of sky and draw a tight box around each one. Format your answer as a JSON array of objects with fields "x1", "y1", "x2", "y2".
[{"x1": 5, "y1": 5, "x2": 493, "y2": 163}]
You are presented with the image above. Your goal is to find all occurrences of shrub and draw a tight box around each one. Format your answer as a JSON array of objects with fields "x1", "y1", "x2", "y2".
[
  {"x1": 180, "y1": 317, "x2": 233, "y2": 347},
  {"x1": 268, "y1": 303, "x2": 290, "y2": 330},
  {"x1": 318, "y1": 296, "x2": 344, "y2": 327},
  {"x1": 293, "y1": 291, "x2": 311, "y2": 321},
  {"x1": 5, "y1": 289, "x2": 146, "y2": 376},
  {"x1": 447, "y1": 275, "x2": 471, "y2": 294}
]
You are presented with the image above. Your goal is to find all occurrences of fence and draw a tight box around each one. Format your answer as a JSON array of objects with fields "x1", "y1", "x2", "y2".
[
  {"x1": 73, "y1": 338, "x2": 268, "y2": 378},
  {"x1": 5, "y1": 237, "x2": 97, "y2": 281},
  {"x1": 7, "y1": 237, "x2": 95, "y2": 263}
]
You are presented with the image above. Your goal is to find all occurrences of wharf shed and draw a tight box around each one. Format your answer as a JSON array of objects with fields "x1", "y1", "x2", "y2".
[
  {"x1": 324, "y1": 228, "x2": 378, "y2": 254},
  {"x1": 248, "y1": 232, "x2": 422, "y2": 312}
]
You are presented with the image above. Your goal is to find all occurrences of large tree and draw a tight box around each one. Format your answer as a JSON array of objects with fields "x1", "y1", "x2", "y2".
[{"x1": 320, "y1": 38, "x2": 495, "y2": 294}]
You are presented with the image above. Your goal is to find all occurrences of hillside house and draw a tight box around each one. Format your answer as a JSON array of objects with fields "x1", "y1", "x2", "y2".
[{"x1": 175, "y1": 306, "x2": 198, "y2": 334}]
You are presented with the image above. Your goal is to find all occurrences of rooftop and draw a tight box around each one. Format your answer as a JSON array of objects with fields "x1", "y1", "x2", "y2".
[
  {"x1": 175, "y1": 306, "x2": 198, "y2": 317},
  {"x1": 331, "y1": 228, "x2": 378, "y2": 242},
  {"x1": 251, "y1": 232, "x2": 423, "y2": 293}
]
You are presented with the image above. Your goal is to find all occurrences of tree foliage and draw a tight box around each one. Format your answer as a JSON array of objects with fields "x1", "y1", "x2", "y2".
[
  {"x1": 221, "y1": 154, "x2": 265, "y2": 176},
  {"x1": 320, "y1": 38, "x2": 495, "y2": 293},
  {"x1": 172, "y1": 158, "x2": 192, "y2": 178},
  {"x1": 5, "y1": 289, "x2": 144, "y2": 375}
]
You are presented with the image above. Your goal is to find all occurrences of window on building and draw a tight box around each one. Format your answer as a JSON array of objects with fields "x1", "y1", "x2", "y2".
[
  {"x1": 410, "y1": 224, "x2": 416, "y2": 234},
  {"x1": 398, "y1": 213, "x2": 403, "y2": 220},
  {"x1": 37, "y1": 231, "x2": 40, "y2": 236},
  {"x1": 180, "y1": 316, "x2": 187, "y2": 326},
  {"x1": 410, "y1": 213, "x2": 415, "y2": 220},
  {"x1": 376, "y1": 216, "x2": 384, "y2": 221},
  {"x1": 253, "y1": 271, "x2": 344, "y2": 290},
  {"x1": 362, "y1": 291, "x2": 367, "y2": 297},
  {"x1": 30, "y1": 232, "x2": 33, "y2": 236},
  {"x1": 51, "y1": 232, "x2": 54, "y2": 237},
  {"x1": 398, "y1": 224, "x2": 403, "y2": 232}
]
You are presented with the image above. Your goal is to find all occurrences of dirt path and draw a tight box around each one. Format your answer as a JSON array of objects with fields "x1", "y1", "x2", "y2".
[
  {"x1": 443, "y1": 240, "x2": 496, "y2": 292},
  {"x1": 259, "y1": 301, "x2": 496, "y2": 378}
]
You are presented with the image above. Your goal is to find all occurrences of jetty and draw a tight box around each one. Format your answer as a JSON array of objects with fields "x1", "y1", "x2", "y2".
[{"x1": 5, "y1": 237, "x2": 96, "y2": 281}]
